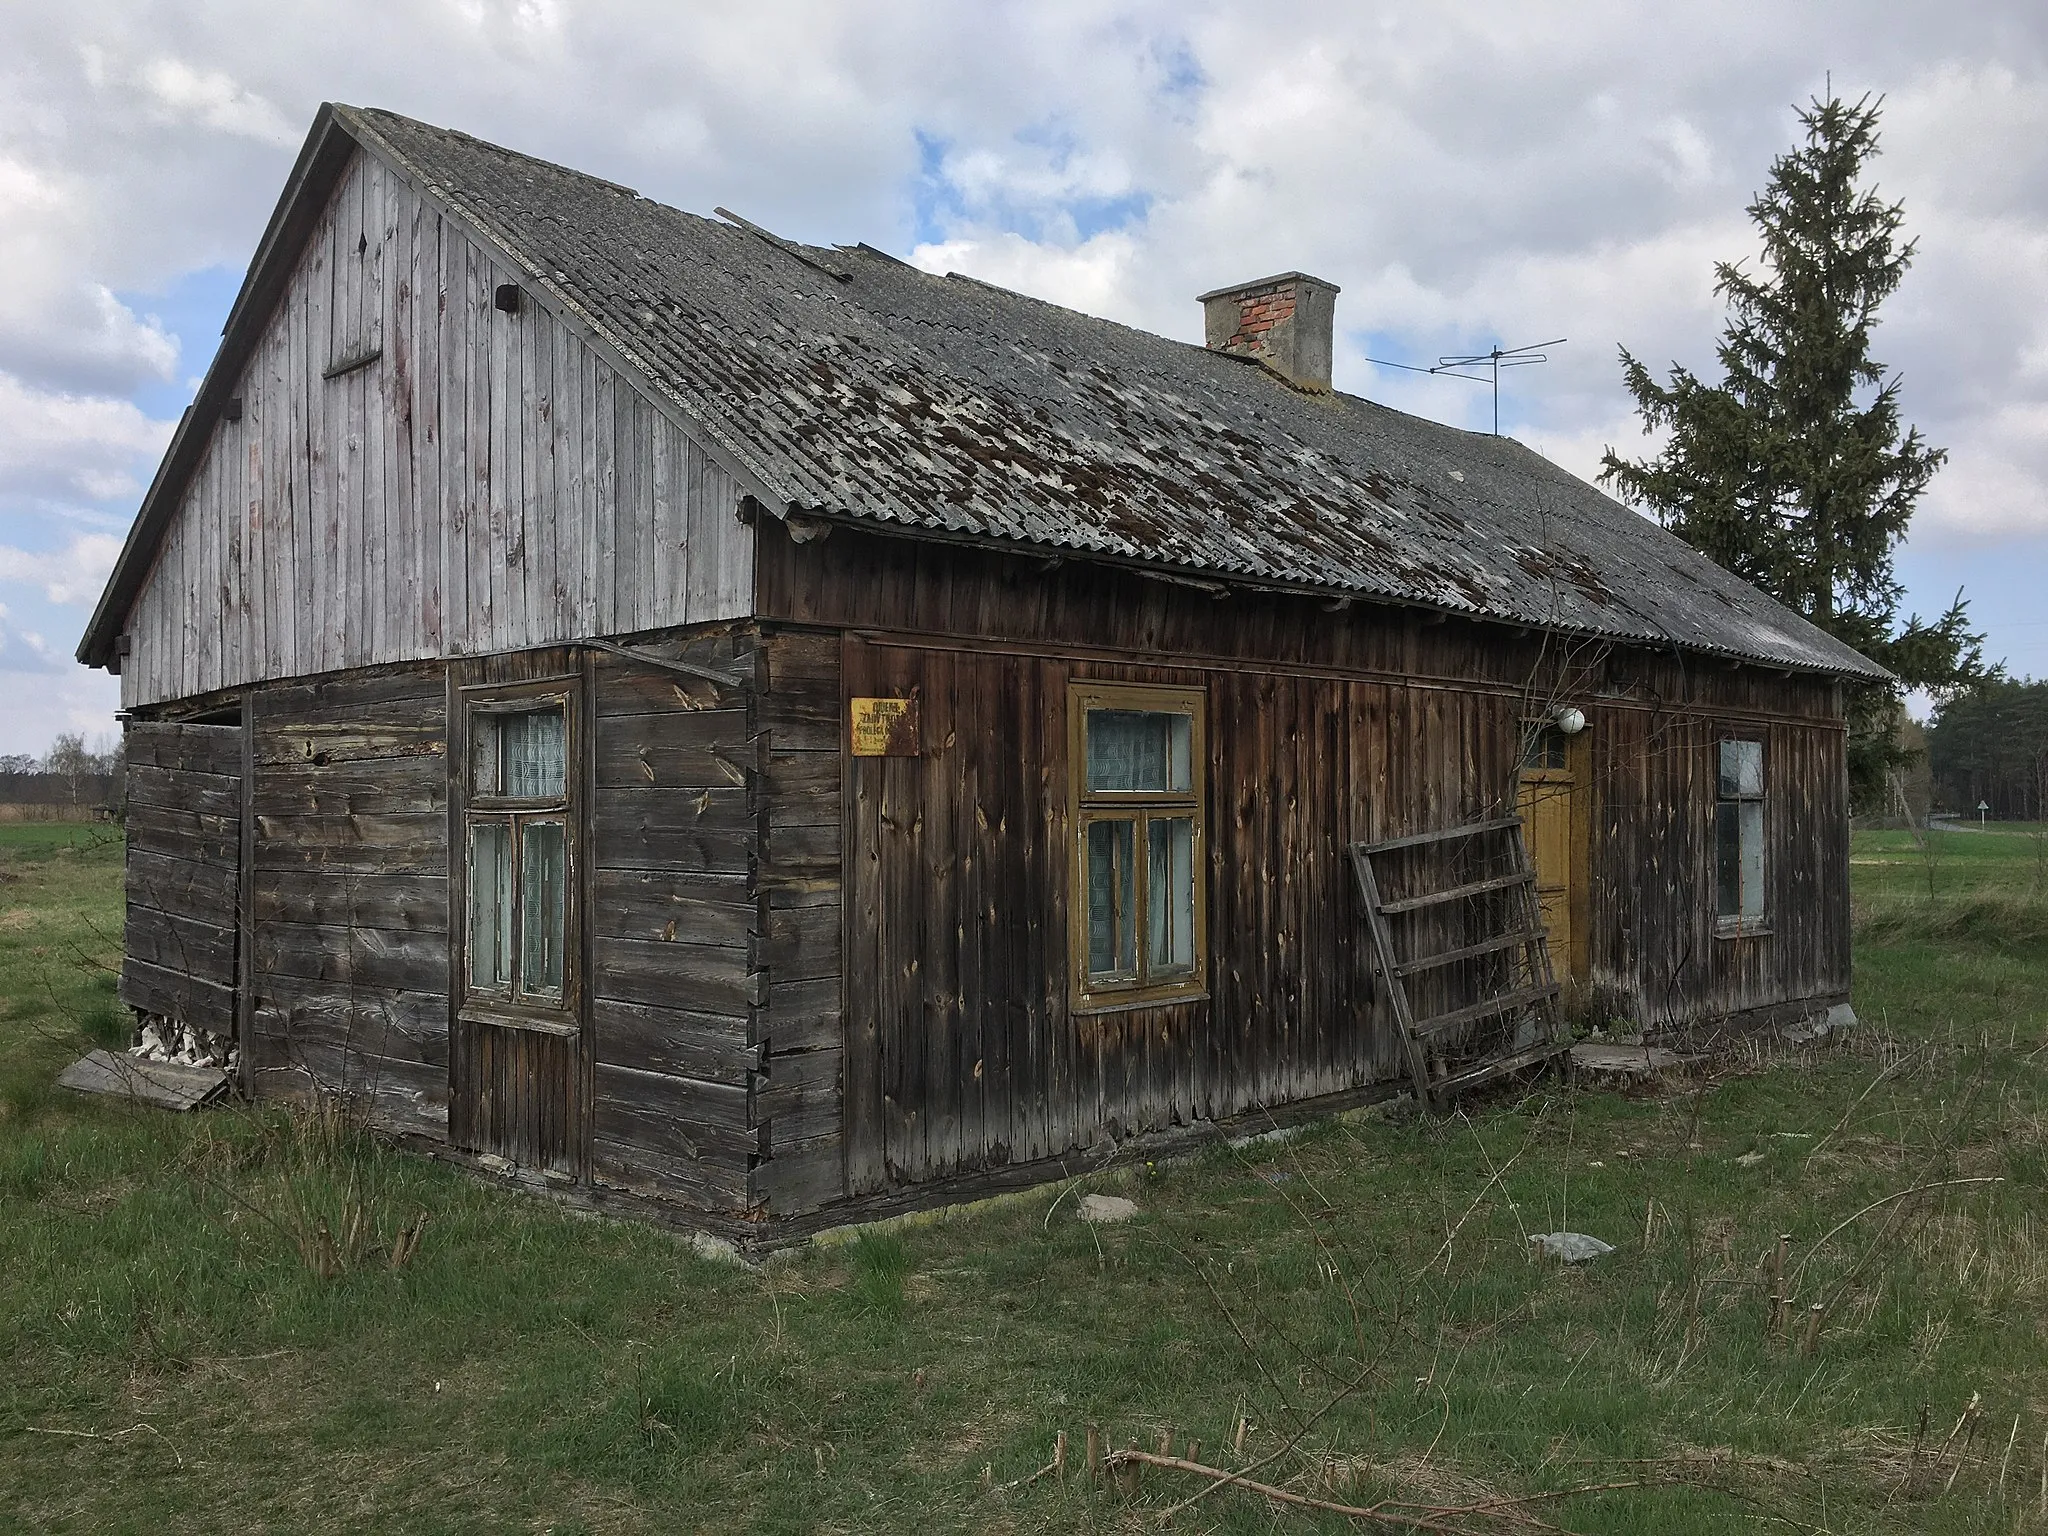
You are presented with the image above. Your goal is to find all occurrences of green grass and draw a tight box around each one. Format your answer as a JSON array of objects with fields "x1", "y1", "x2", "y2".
[{"x1": 2, "y1": 824, "x2": 2044, "y2": 1532}]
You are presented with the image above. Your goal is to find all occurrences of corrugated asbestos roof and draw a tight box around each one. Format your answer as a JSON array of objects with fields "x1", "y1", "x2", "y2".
[{"x1": 80, "y1": 104, "x2": 1889, "y2": 681}]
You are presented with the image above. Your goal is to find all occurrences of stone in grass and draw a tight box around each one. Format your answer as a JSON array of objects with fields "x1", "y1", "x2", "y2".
[
  {"x1": 1530, "y1": 1231, "x2": 1615, "y2": 1264},
  {"x1": 1078, "y1": 1194, "x2": 1141, "y2": 1224}
]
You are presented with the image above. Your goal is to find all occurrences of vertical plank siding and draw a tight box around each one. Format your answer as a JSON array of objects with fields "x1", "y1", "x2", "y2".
[
  {"x1": 761, "y1": 521, "x2": 1853, "y2": 1200},
  {"x1": 118, "y1": 148, "x2": 752, "y2": 711}
]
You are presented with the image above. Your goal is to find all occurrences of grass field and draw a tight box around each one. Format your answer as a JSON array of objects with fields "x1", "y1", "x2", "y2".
[{"x1": 2, "y1": 824, "x2": 2044, "y2": 1533}]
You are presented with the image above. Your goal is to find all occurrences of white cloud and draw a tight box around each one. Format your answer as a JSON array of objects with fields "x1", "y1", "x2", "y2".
[
  {"x1": 0, "y1": 0, "x2": 2040, "y2": 728},
  {"x1": 0, "y1": 532, "x2": 124, "y2": 606},
  {"x1": 0, "y1": 374, "x2": 169, "y2": 503},
  {"x1": 138, "y1": 59, "x2": 298, "y2": 148}
]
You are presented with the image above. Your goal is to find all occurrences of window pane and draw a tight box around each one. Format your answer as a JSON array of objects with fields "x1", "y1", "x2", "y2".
[
  {"x1": 502, "y1": 709, "x2": 566, "y2": 798},
  {"x1": 521, "y1": 820, "x2": 567, "y2": 997},
  {"x1": 1719, "y1": 739, "x2": 1763, "y2": 799},
  {"x1": 469, "y1": 823, "x2": 513, "y2": 987},
  {"x1": 1146, "y1": 815, "x2": 1196, "y2": 973},
  {"x1": 1739, "y1": 800, "x2": 1765, "y2": 919},
  {"x1": 1715, "y1": 802, "x2": 1741, "y2": 918},
  {"x1": 1085, "y1": 818, "x2": 1137, "y2": 978},
  {"x1": 1086, "y1": 709, "x2": 1191, "y2": 793}
]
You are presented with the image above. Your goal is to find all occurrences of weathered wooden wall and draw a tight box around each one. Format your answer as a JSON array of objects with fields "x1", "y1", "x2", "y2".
[
  {"x1": 1586, "y1": 702, "x2": 1851, "y2": 1025},
  {"x1": 247, "y1": 665, "x2": 451, "y2": 1138},
  {"x1": 585, "y1": 629, "x2": 759, "y2": 1211},
  {"x1": 756, "y1": 520, "x2": 1853, "y2": 1196},
  {"x1": 122, "y1": 722, "x2": 245, "y2": 1040},
  {"x1": 830, "y1": 639, "x2": 1522, "y2": 1190},
  {"x1": 119, "y1": 145, "x2": 752, "y2": 710},
  {"x1": 749, "y1": 629, "x2": 846, "y2": 1214}
]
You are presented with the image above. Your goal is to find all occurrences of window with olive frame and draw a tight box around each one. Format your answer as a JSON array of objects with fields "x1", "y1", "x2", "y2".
[
  {"x1": 465, "y1": 703, "x2": 570, "y2": 1007},
  {"x1": 1069, "y1": 684, "x2": 1206, "y2": 1005}
]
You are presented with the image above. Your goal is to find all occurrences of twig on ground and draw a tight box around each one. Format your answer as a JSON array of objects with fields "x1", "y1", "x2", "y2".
[
  {"x1": 1785, "y1": 1177, "x2": 2004, "y2": 1291},
  {"x1": 24, "y1": 1423, "x2": 184, "y2": 1467},
  {"x1": 1107, "y1": 1446, "x2": 1674, "y2": 1532},
  {"x1": 1805, "y1": 1052, "x2": 1913, "y2": 1165},
  {"x1": 1152, "y1": 1363, "x2": 1377, "y2": 1522}
]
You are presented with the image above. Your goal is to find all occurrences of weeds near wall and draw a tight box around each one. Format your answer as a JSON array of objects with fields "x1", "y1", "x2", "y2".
[{"x1": 179, "y1": 1096, "x2": 428, "y2": 1280}]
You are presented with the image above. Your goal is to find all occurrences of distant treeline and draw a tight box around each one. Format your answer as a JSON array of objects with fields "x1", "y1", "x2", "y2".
[
  {"x1": 1928, "y1": 678, "x2": 2048, "y2": 819},
  {"x1": 0, "y1": 732, "x2": 122, "y2": 810}
]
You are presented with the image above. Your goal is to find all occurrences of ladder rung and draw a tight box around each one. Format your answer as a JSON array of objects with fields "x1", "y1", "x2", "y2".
[
  {"x1": 1358, "y1": 815, "x2": 1523, "y2": 856},
  {"x1": 1432, "y1": 1036, "x2": 1570, "y2": 1097},
  {"x1": 1413, "y1": 982, "x2": 1559, "y2": 1037},
  {"x1": 1394, "y1": 928, "x2": 1546, "y2": 977},
  {"x1": 1377, "y1": 870, "x2": 1533, "y2": 915}
]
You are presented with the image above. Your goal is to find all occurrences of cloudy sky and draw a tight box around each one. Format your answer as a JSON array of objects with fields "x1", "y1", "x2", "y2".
[{"x1": 2, "y1": 1, "x2": 2044, "y2": 752}]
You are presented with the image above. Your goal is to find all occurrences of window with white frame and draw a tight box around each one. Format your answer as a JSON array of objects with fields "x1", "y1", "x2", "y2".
[
  {"x1": 465, "y1": 701, "x2": 571, "y2": 1007},
  {"x1": 1070, "y1": 683, "x2": 1206, "y2": 1006},
  {"x1": 1715, "y1": 738, "x2": 1765, "y2": 929}
]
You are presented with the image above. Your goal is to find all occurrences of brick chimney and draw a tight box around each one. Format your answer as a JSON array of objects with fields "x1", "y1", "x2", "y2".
[{"x1": 1199, "y1": 271, "x2": 1340, "y2": 391}]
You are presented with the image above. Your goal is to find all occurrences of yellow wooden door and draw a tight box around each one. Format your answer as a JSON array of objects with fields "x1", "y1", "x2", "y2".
[{"x1": 1517, "y1": 761, "x2": 1575, "y2": 971}]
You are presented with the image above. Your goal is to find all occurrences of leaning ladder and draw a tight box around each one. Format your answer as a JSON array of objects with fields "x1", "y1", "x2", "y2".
[{"x1": 1349, "y1": 815, "x2": 1569, "y2": 1111}]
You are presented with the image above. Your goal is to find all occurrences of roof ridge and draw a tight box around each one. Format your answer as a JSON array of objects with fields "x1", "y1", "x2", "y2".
[{"x1": 341, "y1": 103, "x2": 644, "y2": 200}]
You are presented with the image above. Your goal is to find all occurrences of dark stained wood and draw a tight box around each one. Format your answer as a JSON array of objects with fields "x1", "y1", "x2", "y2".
[
  {"x1": 784, "y1": 526, "x2": 1851, "y2": 1205},
  {"x1": 755, "y1": 1046, "x2": 841, "y2": 1148},
  {"x1": 450, "y1": 1018, "x2": 581, "y2": 1172},
  {"x1": 592, "y1": 868, "x2": 752, "y2": 946},
  {"x1": 122, "y1": 721, "x2": 245, "y2": 1040},
  {"x1": 592, "y1": 935, "x2": 757, "y2": 1014},
  {"x1": 127, "y1": 848, "x2": 238, "y2": 924},
  {"x1": 592, "y1": 1062, "x2": 755, "y2": 1166},
  {"x1": 254, "y1": 870, "x2": 448, "y2": 931},
  {"x1": 128, "y1": 763, "x2": 242, "y2": 818},
  {"x1": 125, "y1": 903, "x2": 238, "y2": 976},
  {"x1": 122, "y1": 956, "x2": 236, "y2": 1036},
  {"x1": 593, "y1": 710, "x2": 751, "y2": 789},
  {"x1": 591, "y1": 998, "x2": 760, "y2": 1084},
  {"x1": 254, "y1": 920, "x2": 448, "y2": 993}
]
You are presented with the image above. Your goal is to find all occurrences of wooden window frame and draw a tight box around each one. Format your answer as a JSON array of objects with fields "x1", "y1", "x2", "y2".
[
  {"x1": 1713, "y1": 736, "x2": 1768, "y2": 938},
  {"x1": 453, "y1": 676, "x2": 583, "y2": 1035},
  {"x1": 1067, "y1": 681, "x2": 1208, "y2": 1013}
]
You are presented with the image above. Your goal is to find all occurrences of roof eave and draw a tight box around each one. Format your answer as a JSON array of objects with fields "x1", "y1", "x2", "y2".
[{"x1": 775, "y1": 505, "x2": 1895, "y2": 685}]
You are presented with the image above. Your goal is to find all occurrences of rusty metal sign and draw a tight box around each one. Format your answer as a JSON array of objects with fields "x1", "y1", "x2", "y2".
[{"x1": 850, "y1": 696, "x2": 919, "y2": 757}]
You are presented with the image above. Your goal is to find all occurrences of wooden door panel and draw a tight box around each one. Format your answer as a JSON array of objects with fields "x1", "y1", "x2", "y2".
[
  {"x1": 1517, "y1": 771, "x2": 1575, "y2": 970},
  {"x1": 450, "y1": 1018, "x2": 581, "y2": 1172}
]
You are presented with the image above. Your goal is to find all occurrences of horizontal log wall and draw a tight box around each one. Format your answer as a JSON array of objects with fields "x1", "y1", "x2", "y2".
[
  {"x1": 246, "y1": 664, "x2": 452, "y2": 1139},
  {"x1": 122, "y1": 722, "x2": 244, "y2": 1039},
  {"x1": 749, "y1": 629, "x2": 846, "y2": 1215},
  {"x1": 120, "y1": 144, "x2": 752, "y2": 710},
  {"x1": 587, "y1": 628, "x2": 760, "y2": 1212}
]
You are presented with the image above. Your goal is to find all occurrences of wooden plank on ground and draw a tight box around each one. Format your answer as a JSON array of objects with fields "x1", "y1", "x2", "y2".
[{"x1": 57, "y1": 1050, "x2": 227, "y2": 1111}]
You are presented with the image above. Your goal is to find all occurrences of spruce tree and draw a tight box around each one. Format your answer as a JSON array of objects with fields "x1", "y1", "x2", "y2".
[{"x1": 1600, "y1": 93, "x2": 1987, "y2": 802}]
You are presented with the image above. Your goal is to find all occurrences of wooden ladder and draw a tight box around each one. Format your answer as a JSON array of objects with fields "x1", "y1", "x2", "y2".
[{"x1": 1349, "y1": 815, "x2": 1569, "y2": 1112}]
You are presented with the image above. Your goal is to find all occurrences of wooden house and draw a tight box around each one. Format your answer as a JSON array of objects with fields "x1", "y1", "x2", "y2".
[{"x1": 79, "y1": 106, "x2": 1881, "y2": 1235}]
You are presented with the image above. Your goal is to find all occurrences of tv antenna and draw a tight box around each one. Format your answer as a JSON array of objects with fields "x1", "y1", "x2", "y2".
[{"x1": 1364, "y1": 337, "x2": 1565, "y2": 435}]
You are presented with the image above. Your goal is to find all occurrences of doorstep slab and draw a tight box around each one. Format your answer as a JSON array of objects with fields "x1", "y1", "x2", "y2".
[{"x1": 56, "y1": 1049, "x2": 228, "y2": 1111}]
